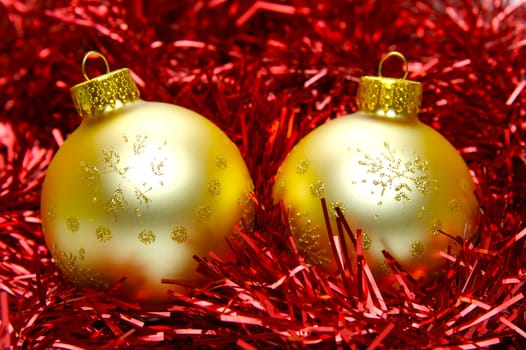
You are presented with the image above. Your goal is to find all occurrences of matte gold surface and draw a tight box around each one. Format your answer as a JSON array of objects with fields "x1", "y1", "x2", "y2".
[
  {"x1": 42, "y1": 100, "x2": 254, "y2": 303},
  {"x1": 273, "y1": 110, "x2": 479, "y2": 285}
]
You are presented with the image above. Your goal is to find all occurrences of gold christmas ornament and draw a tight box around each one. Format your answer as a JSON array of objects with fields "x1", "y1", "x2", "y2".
[
  {"x1": 273, "y1": 52, "x2": 479, "y2": 286},
  {"x1": 41, "y1": 51, "x2": 254, "y2": 303}
]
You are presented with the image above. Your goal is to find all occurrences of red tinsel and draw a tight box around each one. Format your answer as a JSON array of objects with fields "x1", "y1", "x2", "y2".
[{"x1": 1, "y1": 0, "x2": 525, "y2": 348}]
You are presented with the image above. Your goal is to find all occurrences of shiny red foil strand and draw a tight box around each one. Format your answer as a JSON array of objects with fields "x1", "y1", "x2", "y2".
[{"x1": 1, "y1": 0, "x2": 526, "y2": 348}]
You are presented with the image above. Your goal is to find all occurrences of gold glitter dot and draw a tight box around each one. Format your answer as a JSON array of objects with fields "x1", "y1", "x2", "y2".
[
  {"x1": 196, "y1": 205, "x2": 212, "y2": 223},
  {"x1": 135, "y1": 208, "x2": 142, "y2": 217},
  {"x1": 431, "y1": 219, "x2": 443, "y2": 235},
  {"x1": 448, "y1": 199, "x2": 460, "y2": 213},
  {"x1": 328, "y1": 202, "x2": 345, "y2": 218},
  {"x1": 47, "y1": 209, "x2": 56, "y2": 220},
  {"x1": 310, "y1": 180, "x2": 325, "y2": 197},
  {"x1": 170, "y1": 226, "x2": 188, "y2": 243},
  {"x1": 410, "y1": 240, "x2": 425, "y2": 257},
  {"x1": 216, "y1": 155, "x2": 228, "y2": 169},
  {"x1": 274, "y1": 180, "x2": 285, "y2": 197},
  {"x1": 138, "y1": 229, "x2": 156, "y2": 245},
  {"x1": 208, "y1": 179, "x2": 222, "y2": 196},
  {"x1": 296, "y1": 159, "x2": 310, "y2": 174},
  {"x1": 79, "y1": 248, "x2": 85, "y2": 259},
  {"x1": 361, "y1": 232, "x2": 372, "y2": 250},
  {"x1": 237, "y1": 192, "x2": 255, "y2": 228},
  {"x1": 238, "y1": 192, "x2": 251, "y2": 206},
  {"x1": 66, "y1": 217, "x2": 79, "y2": 232},
  {"x1": 380, "y1": 260, "x2": 391, "y2": 273},
  {"x1": 96, "y1": 226, "x2": 112, "y2": 243},
  {"x1": 414, "y1": 176, "x2": 431, "y2": 196}
]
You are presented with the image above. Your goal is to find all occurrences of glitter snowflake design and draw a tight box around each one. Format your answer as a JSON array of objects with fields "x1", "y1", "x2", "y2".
[
  {"x1": 357, "y1": 141, "x2": 434, "y2": 203},
  {"x1": 81, "y1": 134, "x2": 168, "y2": 219},
  {"x1": 288, "y1": 210, "x2": 329, "y2": 266}
]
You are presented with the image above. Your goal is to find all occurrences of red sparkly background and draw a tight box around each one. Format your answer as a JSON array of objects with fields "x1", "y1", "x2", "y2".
[{"x1": 1, "y1": 0, "x2": 525, "y2": 348}]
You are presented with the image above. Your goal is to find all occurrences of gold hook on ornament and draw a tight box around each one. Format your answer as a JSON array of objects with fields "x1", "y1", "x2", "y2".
[
  {"x1": 378, "y1": 51, "x2": 409, "y2": 80},
  {"x1": 81, "y1": 51, "x2": 111, "y2": 81}
]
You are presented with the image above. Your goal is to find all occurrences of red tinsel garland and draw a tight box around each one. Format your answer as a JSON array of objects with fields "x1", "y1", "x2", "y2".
[{"x1": 1, "y1": 0, "x2": 525, "y2": 348}]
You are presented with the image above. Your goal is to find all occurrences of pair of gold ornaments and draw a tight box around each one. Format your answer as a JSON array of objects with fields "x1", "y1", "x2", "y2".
[{"x1": 41, "y1": 51, "x2": 479, "y2": 303}]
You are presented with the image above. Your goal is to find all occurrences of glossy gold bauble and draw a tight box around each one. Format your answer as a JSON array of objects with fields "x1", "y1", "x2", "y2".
[
  {"x1": 41, "y1": 52, "x2": 254, "y2": 303},
  {"x1": 273, "y1": 52, "x2": 479, "y2": 286}
]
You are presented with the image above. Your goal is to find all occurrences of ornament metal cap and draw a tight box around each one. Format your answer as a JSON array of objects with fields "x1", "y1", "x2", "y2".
[
  {"x1": 70, "y1": 51, "x2": 140, "y2": 118},
  {"x1": 357, "y1": 51, "x2": 422, "y2": 119}
]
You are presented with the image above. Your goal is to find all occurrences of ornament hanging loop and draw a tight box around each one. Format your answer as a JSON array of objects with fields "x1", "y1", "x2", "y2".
[
  {"x1": 378, "y1": 51, "x2": 409, "y2": 80},
  {"x1": 81, "y1": 51, "x2": 110, "y2": 81},
  {"x1": 71, "y1": 51, "x2": 140, "y2": 118}
]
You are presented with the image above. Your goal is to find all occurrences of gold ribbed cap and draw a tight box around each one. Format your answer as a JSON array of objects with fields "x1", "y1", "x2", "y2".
[
  {"x1": 70, "y1": 51, "x2": 140, "y2": 118},
  {"x1": 357, "y1": 51, "x2": 422, "y2": 118}
]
